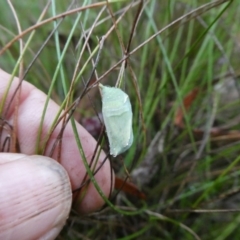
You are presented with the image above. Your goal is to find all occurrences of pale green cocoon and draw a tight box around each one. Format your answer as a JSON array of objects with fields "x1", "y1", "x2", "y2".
[{"x1": 99, "y1": 84, "x2": 133, "y2": 157}]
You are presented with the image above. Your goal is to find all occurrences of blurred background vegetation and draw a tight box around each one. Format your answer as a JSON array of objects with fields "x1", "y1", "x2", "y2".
[{"x1": 1, "y1": 0, "x2": 240, "y2": 239}]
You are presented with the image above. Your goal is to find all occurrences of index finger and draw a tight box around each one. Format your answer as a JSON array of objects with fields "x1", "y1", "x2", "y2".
[{"x1": 0, "y1": 69, "x2": 113, "y2": 213}]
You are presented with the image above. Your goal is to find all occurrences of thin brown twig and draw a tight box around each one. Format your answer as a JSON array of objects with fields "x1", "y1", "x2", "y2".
[
  {"x1": 0, "y1": 1, "x2": 111, "y2": 56},
  {"x1": 94, "y1": 0, "x2": 231, "y2": 87}
]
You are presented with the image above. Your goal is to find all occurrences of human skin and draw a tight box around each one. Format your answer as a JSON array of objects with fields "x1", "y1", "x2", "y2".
[{"x1": 0, "y1": 69, "x2": 113, "y2": 240}]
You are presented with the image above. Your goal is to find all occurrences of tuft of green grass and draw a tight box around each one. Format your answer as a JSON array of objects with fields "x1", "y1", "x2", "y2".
[{"x1": 1, "y1": 0, "x2": 240, "y2": 239}]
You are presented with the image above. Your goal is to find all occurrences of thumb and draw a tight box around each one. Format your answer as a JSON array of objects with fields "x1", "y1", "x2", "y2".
[{"x1": 0, "y1": 153, "x2": 72, "y2": 240}]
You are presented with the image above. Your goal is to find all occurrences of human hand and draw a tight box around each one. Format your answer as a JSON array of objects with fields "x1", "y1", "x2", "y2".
[{"x1": 0, "y1": 69, "x2": 113, "y2": 240}]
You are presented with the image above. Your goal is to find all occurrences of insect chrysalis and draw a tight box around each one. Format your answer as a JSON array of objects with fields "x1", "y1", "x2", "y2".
[{"x1": 99, "y1": 84, "x2": 133, "y2": 157}]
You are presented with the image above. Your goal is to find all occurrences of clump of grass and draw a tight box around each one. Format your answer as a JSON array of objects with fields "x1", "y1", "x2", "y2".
[{"x1": 1, "y1": 0, "x2": 240, "y2": 239}]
